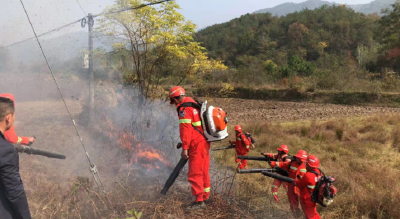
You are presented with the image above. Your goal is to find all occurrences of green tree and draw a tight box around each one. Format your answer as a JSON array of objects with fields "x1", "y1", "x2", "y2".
[
  {"x1": 97, "y1": 0, "x2": 226, "y2": 102},
  {"x1": 377, "y1": 1, "x2": 400, "y2": 72},
  {"x1": 287, "y1": 55, "x2": 316, "y2": 77},
  {"x1": 379, "y1": 1, "x2": 400, "y2": 50}
]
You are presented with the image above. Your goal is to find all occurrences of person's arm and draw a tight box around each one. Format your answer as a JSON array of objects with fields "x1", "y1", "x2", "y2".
[
  {"x1": 297, "y1": 163, "x2": 307, "y2": 179},
  {"x1": 240, "y1": 134, "x2": 251, "y2": 152},
  {"x1": 270, "y1": 160, "x2": 289, "y2": 169},
  {"x1": 4, "y1": 126, "x2": 30, "y2": 145},
  {"x1": 282, "y1": 155, "x2": 292, "y2": 163},
  {"x1": 293, "y1": 173, "x2": 310, "y2": 188},
  {"x1": 0, "y1": 147, "x2": 31, "y2": 219},
  {"x1": 179, "y1": 108, "x2": 194, "y2": 151},
  {"x1": 262, "y1": 153, "x2": 275, "y2": 159}
]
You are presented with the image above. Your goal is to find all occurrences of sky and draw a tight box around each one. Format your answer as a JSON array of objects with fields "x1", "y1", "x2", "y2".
[{"x1": 0, "y1": 0, "x2": 376, "y2": 46}]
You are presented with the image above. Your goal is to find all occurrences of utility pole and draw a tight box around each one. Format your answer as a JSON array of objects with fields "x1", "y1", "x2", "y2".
[{"x1": 88, "y1": 13, "x2": 94, "y2": 124}]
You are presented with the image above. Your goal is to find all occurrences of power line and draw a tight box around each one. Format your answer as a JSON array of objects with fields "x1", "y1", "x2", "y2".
[
  {"x1": 75, "y1": 0, "x2": 87, "y2": 16},
  {"x1": 2, "y1": 0, "x2": 174, "y2": 48},
  {"x1": 92, "y1": 0, "x2": 174, "y2": 18},
  {"x1": 2, "y1": 18, "x2": 82, "y2": 48},
  {"x1": 18, "y1": 0, "x2": 105, "y2": 192}
]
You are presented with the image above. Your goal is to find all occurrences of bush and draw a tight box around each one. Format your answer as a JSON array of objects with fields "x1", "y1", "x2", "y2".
[
  {"x1": 287, "y1": 55, "x2": 317, "y2": 77},
  {"x1": 336, "y1": 128, "x2": 344, "y2": 141}
]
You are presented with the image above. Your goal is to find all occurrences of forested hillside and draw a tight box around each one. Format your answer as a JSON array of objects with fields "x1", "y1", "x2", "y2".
[{"x1": 194, "y1": 4, "x2": 400, "y2": 92}]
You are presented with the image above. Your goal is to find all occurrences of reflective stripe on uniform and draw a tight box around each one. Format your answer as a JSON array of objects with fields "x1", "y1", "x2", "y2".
[
  {"x1": 17, "y1": 137, "x2": 22, "y2": 144},
  {"x1": 179, "y1": 119, "x2": 191, "y2": 123},
  {"x1": 192, "y1": 121, "x2": 201, "y2": 126},
  {"x1": 246, "y1": 146, "x2": 250, "y2": 148},
  {"x1": 273, "y1": 154, "x2": 276, "y2": 159},
  {"x1": 290, "y1": 166, "x2": 298, "y2": 171},
  {"x1": 307, "y1": 185, "x2": 315, "y2": 189},
  {"x1": 204, "y1": 187, "x2": 211, "y2": 193},
  {"x1": 237, "y1": 162, "x2": 241, "y2": 165},
  {"x1": 272, "y1": 192, "x2": 278, "y2": 195},
  {"x1": 300, "y1": 169, "x2": 307, "y2": 173},
  {"x1": 276, "y1": 162, "x2": 279, "y2": 167},
  {"x1": 271, "y1": 185, "x2": 278, "y2": 188}
]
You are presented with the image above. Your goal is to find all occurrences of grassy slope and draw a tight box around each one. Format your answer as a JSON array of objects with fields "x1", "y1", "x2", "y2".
[{"x1": 212, "y1": 114, "x2": 400, "y2": 219}]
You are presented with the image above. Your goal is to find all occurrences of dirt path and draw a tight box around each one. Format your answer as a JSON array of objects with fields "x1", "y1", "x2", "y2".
[{"x1": 208, "y1": 98, "x2": 400, "y2": 124}]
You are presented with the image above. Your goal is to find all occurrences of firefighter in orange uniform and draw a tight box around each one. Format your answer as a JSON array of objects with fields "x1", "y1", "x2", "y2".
[
  {"x1": 230, "y1": 125, "x2": 252, "y2": 169},
  {"x1": 293, "y1": 155, "x2": 321, "y2": 219},
  {"x1": 0, "y1": 94, "x2": 35, "y2": 145},
  {"x1": 269, "y1": 150, "x2": 307, "y2": 214},
  {"x1": 169, "y1": 86, "x2": 210, "y2": 210},
  {"x1": 261, "y1": 145, "x2": 291, "y2": 202}
]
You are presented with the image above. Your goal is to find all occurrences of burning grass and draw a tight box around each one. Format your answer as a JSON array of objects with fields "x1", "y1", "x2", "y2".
[
  {"x1": 105, "y1": 114, "x2": 171, "y2": 171},
  {"x1": 212, "y1": 114, "x2": 400, "y2": 219}
]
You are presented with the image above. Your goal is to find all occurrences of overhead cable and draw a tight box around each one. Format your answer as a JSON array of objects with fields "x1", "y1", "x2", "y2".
[
  {"x1": 75, "y1": 0, "x2": 87, "y2": 15},
  {"x1": 18, "y1": 0, "x2": 105, "y2": 192},
  {"x1": 92, "y1": 0, "x2": 174, "y2": 18},
  {"x1": 3, "y1": 0, "x2": 174, "y2": 48},
  {"x1": 3, "y1": 18, "x2": 82, "y2": 48}
]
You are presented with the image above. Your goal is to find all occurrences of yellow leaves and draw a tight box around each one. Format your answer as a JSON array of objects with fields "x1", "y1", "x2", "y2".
[
  {"x1": 265, "y1": 60, "x2": 278, "y2": 68},
  {"x1": 219, "y1": 83, "x2": 235, "y2": 97},
  {"x1": 318, "y1": 42, "x2": 328, "y2": 49},
  {"x1": 317, "y1": 42, "x2": 329, "y2": 54},
  {"x1": 113, "y1": 42, "x2": 126, "y2": 49}
]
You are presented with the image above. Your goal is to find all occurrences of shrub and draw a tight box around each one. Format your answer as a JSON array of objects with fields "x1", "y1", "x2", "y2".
[{"x1": 336, "y1": 128, "x2": 344, "y2": 141}]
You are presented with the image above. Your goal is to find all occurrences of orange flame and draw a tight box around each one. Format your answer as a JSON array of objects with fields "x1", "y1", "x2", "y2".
[{"x1": 105, "y1": 115, "x2": 170, "y2": 170}]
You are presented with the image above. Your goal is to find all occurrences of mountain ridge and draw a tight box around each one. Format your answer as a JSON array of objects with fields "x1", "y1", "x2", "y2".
[{"x1": 254, "y1": 0, "x2": 396, "y2": 16}]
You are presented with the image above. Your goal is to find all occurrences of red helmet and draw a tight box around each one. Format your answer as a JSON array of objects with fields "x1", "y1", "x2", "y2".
[
  {"x1": 234, "y1": 125, "x2": 242, "y2": 132},
  {"x1": 277, "y1": 145, "x2": 289, "y2": 154},
  {"x1": 0, "y1": 93, "x2": 15, "y2": 106},
  {"x1": 294, "y1": 150, "x2": 308, "y2": 162},
  {"x1": 169, "y1": 86, "x2": 185, "y2": 98},
  {"x1": 307, "y1": 155, "x2": 320, "y2": 168}
]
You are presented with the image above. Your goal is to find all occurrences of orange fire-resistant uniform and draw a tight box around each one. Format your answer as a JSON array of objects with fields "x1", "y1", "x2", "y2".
[
  {"x1": 178, "y1": 97, "x2": 210, "y2": 202},
  {"x1": 264, "y1": 153, "x2": 290, "y2": 202},
  {"x1": 0, "y1": 93, "x2": 30, "y2": 145},
  {"x1": 233, "y1": 132, "x2": 251, "y2": 169},
  {"x1": 4, "y1": 126, "x2": 30, "y2": 145},
  {"x1": 270, "y1": 160, "x2": 307, "y2": 213},
  {"x1": 293, "y1": 168, "x2": 322, "y2": 219}
]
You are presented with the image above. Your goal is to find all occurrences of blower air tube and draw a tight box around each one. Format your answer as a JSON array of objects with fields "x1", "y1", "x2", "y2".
[
  {"x1": 238, "y1": 168, "x2": 275, "y2": 174},
  {"x1": 262, "y1": 171, "x2": 294, "y2": 183},
  {"x1": 236, "y1": 155, "x2": 270, "y2": 161},
  {"x1": 160, "y1": 158, "x2": 188, "y2": 195}
]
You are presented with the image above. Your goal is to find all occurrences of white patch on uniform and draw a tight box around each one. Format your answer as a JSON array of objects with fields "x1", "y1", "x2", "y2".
[
  {"x1": 193, "y1": 109, "x2": 198, "y2": 115},
  {"x1": 315, "y1": 177, "x2": 318, "y2": 182}
]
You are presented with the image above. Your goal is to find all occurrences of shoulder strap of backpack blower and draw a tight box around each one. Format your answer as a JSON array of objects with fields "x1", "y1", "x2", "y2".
[
  {"x1": 309, "y1": 168, "x2": 327, "y2": 205},
  {"x1": 177, "y1": 102, "x2": 208, "y2": 141},
  {"x1": 309, "y1": 168, "x2": 325, "y2": 177}
]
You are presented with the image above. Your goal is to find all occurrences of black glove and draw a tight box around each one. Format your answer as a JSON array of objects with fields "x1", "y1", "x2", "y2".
[{"x1": 176, "y1": 143, "x2": 183, "y2": 149}]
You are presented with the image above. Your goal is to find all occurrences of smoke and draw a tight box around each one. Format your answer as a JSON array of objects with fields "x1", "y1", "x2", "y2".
[{"x1": 0, "y1": 32, "x2": 182, "y2": 194}]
